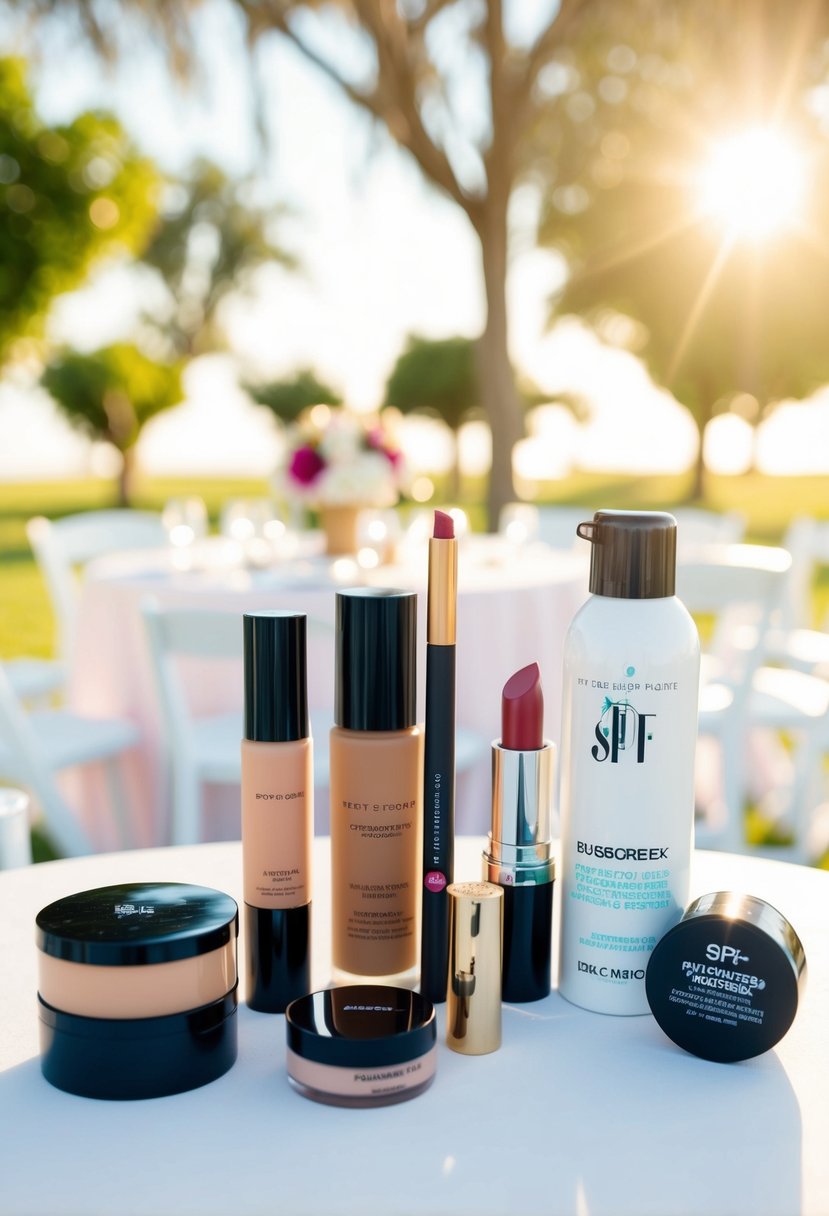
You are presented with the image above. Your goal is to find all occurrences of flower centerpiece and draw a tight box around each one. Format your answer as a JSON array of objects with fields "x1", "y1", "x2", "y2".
[{"x1": 276, "y1": 406, "x2": 406, "y2": 553}]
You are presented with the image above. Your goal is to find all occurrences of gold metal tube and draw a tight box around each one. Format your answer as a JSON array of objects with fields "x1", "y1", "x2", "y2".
[
  {"x1": 445, "y1": 881, "x2": 503, "y2": 1055},
  {"x1": 427, "y1": 537, "x2": 457, "y2": 645}
]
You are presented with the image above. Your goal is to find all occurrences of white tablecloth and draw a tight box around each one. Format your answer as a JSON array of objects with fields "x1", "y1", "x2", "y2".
[
  {"x1": 67, "y1": 541, "x2": 587, "y2": 848},
  {"x1": 0, "y1": 839, "x2": 824, "y2": 1216}
]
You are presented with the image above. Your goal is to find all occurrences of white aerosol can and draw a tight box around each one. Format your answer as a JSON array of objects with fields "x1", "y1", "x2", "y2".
[{"x1": 558, "y1": 511, "x2": 700, "y2": 1015}]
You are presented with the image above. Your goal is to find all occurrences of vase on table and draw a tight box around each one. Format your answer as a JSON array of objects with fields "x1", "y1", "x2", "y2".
[{"x1": 320, "y1": 505, "x2": 363, "y2": 556}]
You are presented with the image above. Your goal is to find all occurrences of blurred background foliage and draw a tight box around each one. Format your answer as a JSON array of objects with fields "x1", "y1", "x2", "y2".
[
  {"x1": 41, "y1": 344, "x2": 183, "y2": 505},
  {"x1": 0, "y1": 1, "x2": 828, "y2": 521},
  {"x1": 7, "y1": 0, "x2": 829, "y2": 520},
  {"x1": 0, "y1": 56, "x2": 158, "y2": 364},
  {"x1": 246, "y1": 368, "x2": 342, "y2": 425}
]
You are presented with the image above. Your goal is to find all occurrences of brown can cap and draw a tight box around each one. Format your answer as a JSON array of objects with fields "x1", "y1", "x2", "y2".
[
  {"x1": 445, "y1": 882, "x2": 503, "y2": 1055},
  {"x1": 577, "y1": 510, "x2": 676, "y2": 599}
]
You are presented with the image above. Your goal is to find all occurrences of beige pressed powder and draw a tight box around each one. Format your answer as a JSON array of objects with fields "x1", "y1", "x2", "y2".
[
  {"x1": 36, "y1": 882, "x2": 239, "y2": 1099},
  {"x1": 38, "y1": 941, "x2": 236, "y2": 1018}
]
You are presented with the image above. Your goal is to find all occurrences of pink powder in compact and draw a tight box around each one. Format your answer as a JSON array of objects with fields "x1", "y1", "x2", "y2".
[{"x1": 285, "y1": 984, "x2": 437, "y2": 1108}]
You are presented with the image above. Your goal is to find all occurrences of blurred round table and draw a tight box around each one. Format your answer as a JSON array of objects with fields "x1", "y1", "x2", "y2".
[
  {"x1": 67, "y1": 536, "x2": 588, "y2": 848},
  {"x1": 0, "y1": 839, "x2": 824, "y2": 1216}
]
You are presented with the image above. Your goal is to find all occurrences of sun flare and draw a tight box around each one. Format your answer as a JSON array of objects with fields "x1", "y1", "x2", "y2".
[{"x1": 696, "y1": 127, "x2": 806, "y2": 241}]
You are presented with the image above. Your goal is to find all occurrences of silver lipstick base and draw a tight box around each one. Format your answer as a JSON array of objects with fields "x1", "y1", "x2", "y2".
[{"x1": 484, "y1": 740, "x2": 556, "y2": 888}]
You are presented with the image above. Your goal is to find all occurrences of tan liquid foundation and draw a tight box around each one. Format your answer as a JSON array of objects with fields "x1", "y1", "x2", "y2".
[
  {"x1": 242, "y1": 611, "x2": 312, "y2": 1013},
  {"x1": 330, "y1": 588, "x2": 423, "y2": 983}
]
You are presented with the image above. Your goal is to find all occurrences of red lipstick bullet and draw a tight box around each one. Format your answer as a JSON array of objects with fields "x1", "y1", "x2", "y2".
[
  {"x1": 501, "y1": 662, "x2": 544, "y2": 752},
  {"x1": 483, "y1": 662, "x2": 556, "y2": 1002}
]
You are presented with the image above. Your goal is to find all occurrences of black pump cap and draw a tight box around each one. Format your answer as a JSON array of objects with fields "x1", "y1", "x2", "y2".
[
  {"x1": 243, "y1": 612, "x2": 308, "y2": 742},
  {"x1": 335, "y1": 588, "x2": 417, "y2": 731},
  {"x1": 577, "y1": 510, "x2": 676, "y2": 599}
]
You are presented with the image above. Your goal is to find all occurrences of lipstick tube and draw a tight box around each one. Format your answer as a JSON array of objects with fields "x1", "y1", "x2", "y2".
[{"x1": 483, "y1": 667, "x2": 555, "y2": 1003}]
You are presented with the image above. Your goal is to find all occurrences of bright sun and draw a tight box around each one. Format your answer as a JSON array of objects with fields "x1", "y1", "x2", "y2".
[{"x1": 696, "y1": 127, "x2": 807, "y2": 241}]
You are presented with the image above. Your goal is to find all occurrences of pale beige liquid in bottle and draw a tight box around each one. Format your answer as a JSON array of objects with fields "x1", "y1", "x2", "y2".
[
  {"x1": 241, "y1": 738, "x2": 312, "y2": 910},
  {"x1": 330, "y1": 726, "x2": 423, "y2": 979}
]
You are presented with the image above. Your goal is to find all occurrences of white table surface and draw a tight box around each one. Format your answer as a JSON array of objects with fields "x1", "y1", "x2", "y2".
[
  {"x1": 67, "y1": 542, "x2": 587, "y2": 847},
  {"x1": 1, "y1": 838, "x2": 826, "y2": 1216}
]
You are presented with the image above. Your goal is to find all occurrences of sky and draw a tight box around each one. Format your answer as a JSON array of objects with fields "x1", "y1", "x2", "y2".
[{"x1": 0, "y1": 1, "x2": 824, "y2": 481}]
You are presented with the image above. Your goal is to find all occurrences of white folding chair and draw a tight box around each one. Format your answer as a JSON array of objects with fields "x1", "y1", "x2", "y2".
[
  {"x1": 676, "y1": 545, "x2": 791, "y2": 854},
  {"x1": 760, "y1": 517, "x2": 829, "y2": 678},
  {"x1": 498, "y1": 504, "x2": 591, "y2": 552},
  {"x1": 141, "y1": 603, "x2": 335, "y2": 846},
  {"x1": 778, "y1": 517, "x2": 829, "y2": 631},
  {"x1": 672, "y1": 508, "x2": 746, "y2": 547},
  {"x1": 0, "y1": 663, "x2": 139, "y2": 856},
  {"x1": 4, "y1": 657, "x2": 65, "y2": 704},
  {"x1": 27, "y1": 510, "x2": 166, "y2": 670}
]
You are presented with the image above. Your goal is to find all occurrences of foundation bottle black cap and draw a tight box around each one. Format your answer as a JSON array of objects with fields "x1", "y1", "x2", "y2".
[
  {"x1": 335, "y1": 588, "x2": 417, "y2": 731},
  {"x1": 245, "y1": 904, "x2": 310, "y2": 1014},
  {"x1": 243, "y1": 612, "x2": 308, "y2": 743},
  {"x1": 577, "y1": 510, "x2": 677, "y2": 599}
]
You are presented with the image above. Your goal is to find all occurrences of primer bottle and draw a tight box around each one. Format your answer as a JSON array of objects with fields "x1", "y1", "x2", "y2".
[{"x1": 557, "y1": 511, "x2": 699, "y2": 1015}]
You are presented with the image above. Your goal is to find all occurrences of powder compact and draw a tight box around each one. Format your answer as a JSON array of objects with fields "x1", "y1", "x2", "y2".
[
  {"x1": 645, "y1": 891, "x2": 807, "y2": 1063},
  {"x1": 36, "y1": 882, "x2": 239, "y2": 1099},
  {"x1": 285, "y1": 984, "x2": 437, "y2": 1107}
]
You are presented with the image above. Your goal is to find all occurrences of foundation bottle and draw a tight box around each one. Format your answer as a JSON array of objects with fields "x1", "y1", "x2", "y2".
[
  {"x1": 241, "y1": 611, "x2": 312, "y2": 1013},
  {"x1": 330, "y1": 588, "x2": 423, "y2": 983}
]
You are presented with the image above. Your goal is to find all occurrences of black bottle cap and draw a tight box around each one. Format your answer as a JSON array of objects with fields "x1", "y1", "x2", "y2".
[
  {"x1": 335, "y1": 588, "x2": 417, "y2": 731},
  {"x1": 245, "y1": 903, "x2": 311, "y2": 1013},
  {"x1": 243, "y1": 612, "x2": 308, "y2": 742},
  {"x1": 577, "y1": 510, "x2": 677, "y2": 599}
]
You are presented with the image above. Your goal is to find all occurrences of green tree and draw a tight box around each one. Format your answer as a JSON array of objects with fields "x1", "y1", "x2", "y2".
[
  {"x1": 0, "y1": 57, "x2": 158, "y2": 364},
  {"x1": 246, "y1": 368, "x2": 341, "y2": 425},
  {"x1": 11, "y1": 0, "x2": 608, "y2": 526},
  {"x1": 18, "y1": 1, "x2": 829, "y2": 512},
  {"x1": 41, "y1": 344, "x2": 183, "y2": 504},
  {"x1": 385, "y1": 336, "x2": 479, "y2": 498},
  {"x1": 535, "y1": 2, "x2": 829, "y2": 497},
  {"x1": 139, "y1": 159, "x2": 295, "y2": 357}
]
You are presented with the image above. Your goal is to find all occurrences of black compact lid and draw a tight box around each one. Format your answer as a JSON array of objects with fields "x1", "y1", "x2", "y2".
[
  {"x1": 645, "y1": 904, "x2": 805, "y2": 1063},
  {"x1": 36, "y1": 883, "x2": 239, "y2": 967},
  {"x1": 286, "y1": 985, "x2": 436, "y2": 1067},
  {"x1": 335, "y1": 588, "x2": 417, "y2": 731},
  {"x1": 577, "y1": 510, "x2": 677, "y2": 598},
  {"x1": 244, "y1": 611, "x2": 308, "y2": 743}
]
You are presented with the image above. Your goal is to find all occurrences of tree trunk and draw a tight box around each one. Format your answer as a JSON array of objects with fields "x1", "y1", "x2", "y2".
[
  {"x1": 477, "y1": 198, "x2": 522, "y2": 531},
  {"x1": 689, "y1": 397, "x2": 715, "y2": 502},
  {"x1": 448, "y1": 426, "x2": 461, "y2": 502},
  {"x1": 116, "y1": 446, "x2": 136, "y2": 507}
]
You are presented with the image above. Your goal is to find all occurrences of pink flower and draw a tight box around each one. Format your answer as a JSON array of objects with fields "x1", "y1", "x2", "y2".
[
  {"x1": 289, "y1": 445, "x2": 325, "y2": 486},
  {"x1": 367, "y1": 426, "x2": 402, "y2": 468}
]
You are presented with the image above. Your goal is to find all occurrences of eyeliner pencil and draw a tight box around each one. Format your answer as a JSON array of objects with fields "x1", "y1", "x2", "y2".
[{"x1": 420, "y1": 509, "x2": 458, "y2": 1004}]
